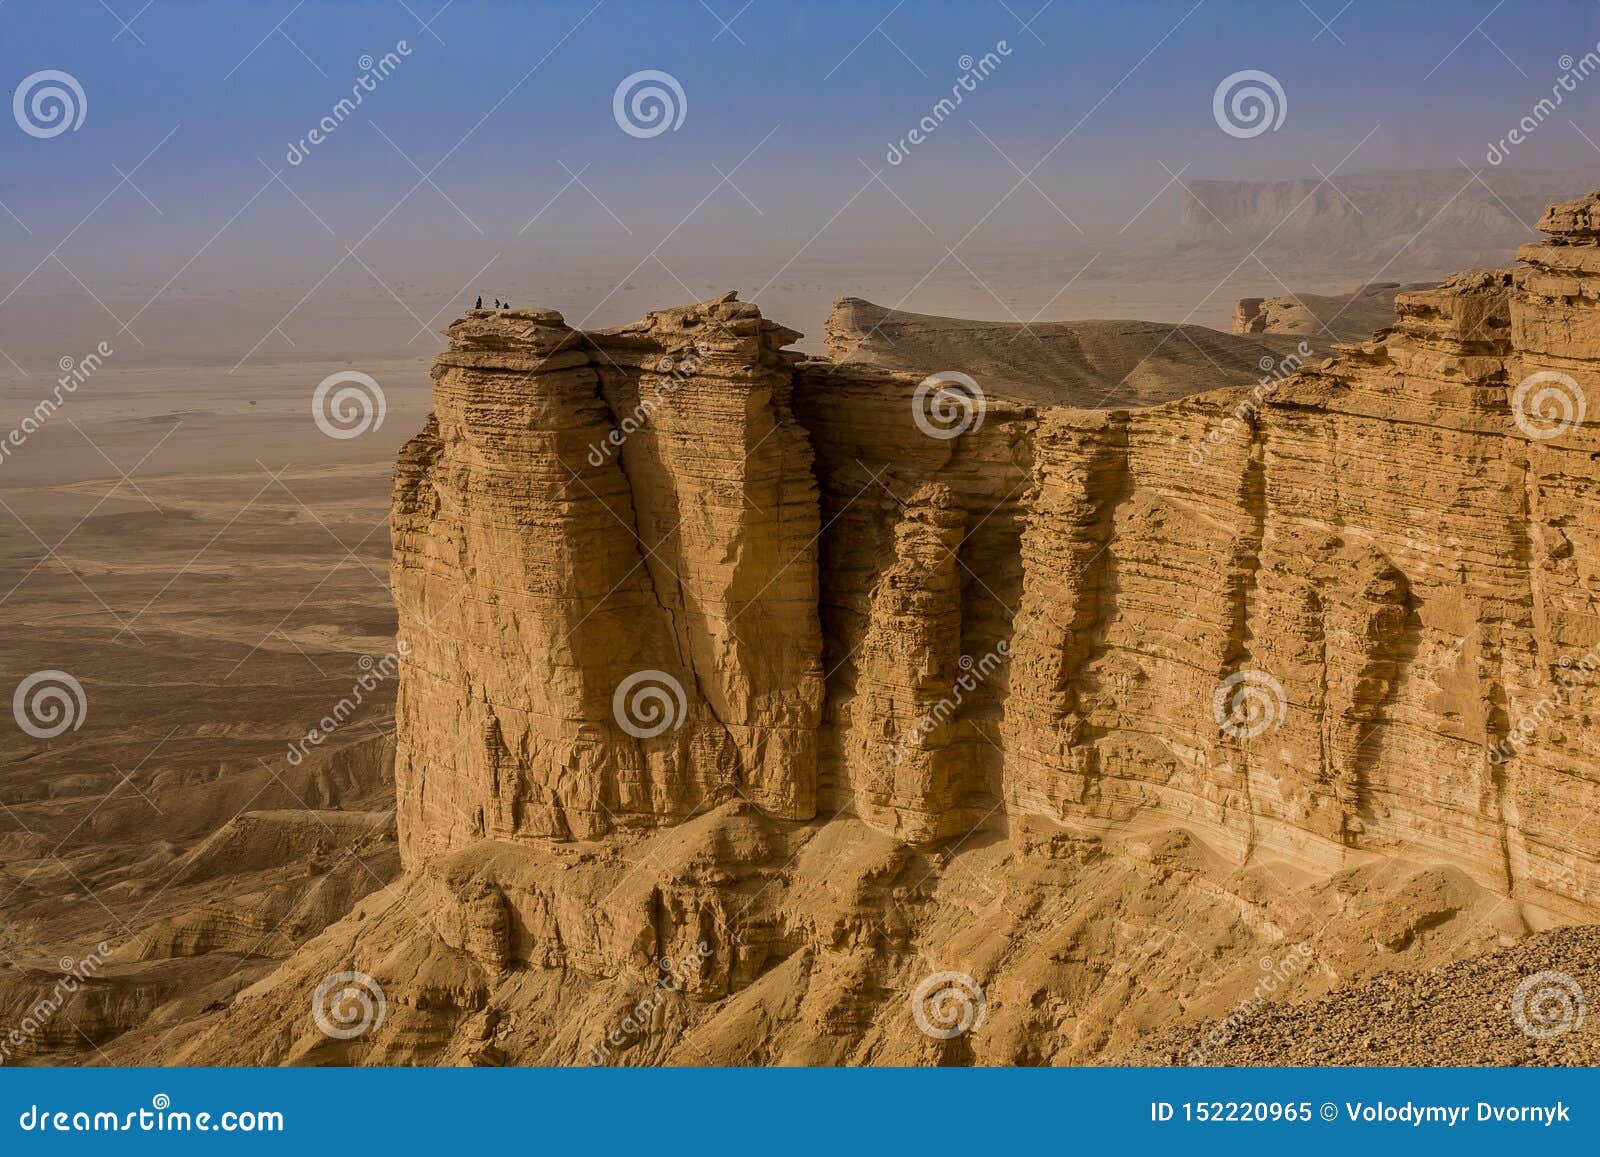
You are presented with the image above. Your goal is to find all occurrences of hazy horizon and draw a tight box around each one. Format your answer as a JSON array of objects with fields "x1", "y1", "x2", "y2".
[
  {"x1": 10, "y1": 0, "x2": 1600, "y2": 1086},
  {"x1": 5, "y1": 0, "x2": 1600, "y2": 366}
]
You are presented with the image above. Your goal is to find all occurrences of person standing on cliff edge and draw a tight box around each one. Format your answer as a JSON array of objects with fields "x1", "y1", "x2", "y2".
[{"x1": 475, "y1": 295, "x2": 482, "y2": 309}]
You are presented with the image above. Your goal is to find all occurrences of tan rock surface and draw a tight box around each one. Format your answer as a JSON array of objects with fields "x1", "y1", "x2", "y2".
[
  {"x1": 826, "y1": 296, "x2": 1318, "y2": 407},
  {"x1": 1124, "y1": 923, "x2": 1600, "y2": 1066},
  {"x1": 150, "y1": 188, "x2": 1600, "y2": 1065},
  {"x1": 391, "y1": 294, "x2": 822, "y2": 854},
  {"x1": 1232, "y1": 281, "x2": 1431, "y2": 341}
]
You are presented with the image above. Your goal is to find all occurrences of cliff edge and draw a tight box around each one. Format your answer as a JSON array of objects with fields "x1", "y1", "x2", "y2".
[{"x1": 163, "y1": 187, "x2": 1600, "y2": 1067}]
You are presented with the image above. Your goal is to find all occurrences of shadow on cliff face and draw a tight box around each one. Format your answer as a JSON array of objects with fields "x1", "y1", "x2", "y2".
[{"x1": 19, "y1": 185, "x2": 1600, "y2": 1066}]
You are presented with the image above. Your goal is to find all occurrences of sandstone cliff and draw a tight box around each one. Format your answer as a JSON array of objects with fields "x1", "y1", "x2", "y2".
[
  {"x1": 391, "y1": 295, "x2": 822, "y2": 852},
  {"x1": 1232, "y1": 281, "x2": 1430, "y2": 341},
  {"x1": 165, "y1": 188, "x2": 1600, "y2": 1067}
]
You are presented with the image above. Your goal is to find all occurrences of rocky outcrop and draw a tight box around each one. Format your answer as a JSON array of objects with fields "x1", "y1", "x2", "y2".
[
  {"x1": 988, "y1": 255, "x2": 1600, "y2": 915},
  {"x1": 826, "y1": 296, "x2": 1317, "y2": 407},
  {"x1": 391, "y1": 294, "x2": 822, "y2": 855},
  {"x1": 171, "y1": 187, "x2": 1600, "y2": 1067},
  {"x1": 1232, "y1": 282, "x2": 1428, "y2": 341},
  {"x1": 1126, "y1": 923, "x2": 1600, "y2": 1066},
  {"x1": 812, "y1": 239, "x2": 1600, "y2": 918}
]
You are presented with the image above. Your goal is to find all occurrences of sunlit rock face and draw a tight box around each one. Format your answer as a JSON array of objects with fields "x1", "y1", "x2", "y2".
[
  {"x1": 173, "y1": 190, "x2": 1600, "y2": 1066},
  {"x1": 391, "y1": 295, "x2": 823, "y2": 857}
]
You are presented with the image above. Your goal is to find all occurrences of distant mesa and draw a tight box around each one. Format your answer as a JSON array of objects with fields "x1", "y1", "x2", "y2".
[
  {"x1": 1232, "y1": 281, "x2": 1433, "y2": 343},
  {"x1": 825, "y1": 296, "x2": 1320, "y2": 408}
]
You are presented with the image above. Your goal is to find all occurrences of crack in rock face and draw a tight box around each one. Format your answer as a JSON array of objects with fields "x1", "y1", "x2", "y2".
[{"x1": 165, "y1": 187, "x2": 1600, "y2": 1067}]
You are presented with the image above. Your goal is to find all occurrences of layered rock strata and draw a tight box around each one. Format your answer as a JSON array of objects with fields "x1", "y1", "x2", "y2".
[
  {"x1": 172, "y1": 188, "x2": 1600, "y2": 1066},
  {"x1": 392, "y1": 295, "x2": 822, "y2": 854}
]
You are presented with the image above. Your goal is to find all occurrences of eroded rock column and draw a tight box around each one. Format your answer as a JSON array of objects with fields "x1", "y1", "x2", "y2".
[{"x1": 392, "y1": 298, "x2": 822, "y2": 862}]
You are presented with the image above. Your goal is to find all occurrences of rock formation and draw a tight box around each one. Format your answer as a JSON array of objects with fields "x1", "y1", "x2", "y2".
[
  {"x1": 1232, "y1": 281, "x2": 1430, "y2": 341},
  {"x1": 161, "y1": 187, "x2": 1600, "y2": 1067},
  {"x1": 827, "y1": 296, "x2": 1319, "y2": 405},
  {"x1": 391, "y1": 295, "x2": 822, "y2": 851},
  {"x1": 1124, "y1": 923, "x2": 1600, "y2": 1066}
]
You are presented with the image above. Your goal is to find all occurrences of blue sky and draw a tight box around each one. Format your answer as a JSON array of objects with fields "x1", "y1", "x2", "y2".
[
  {"x1": 3, "y1": 0, "x2": 1600, "y2": 361},
  {"x1": 7, "y1": 1, "x2": 1599, "y2": 231}
]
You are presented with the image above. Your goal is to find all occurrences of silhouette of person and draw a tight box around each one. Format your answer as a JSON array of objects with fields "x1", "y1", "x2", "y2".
[{"x1": 476, "y1": 295, "x2": 482, "y2": 309}]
